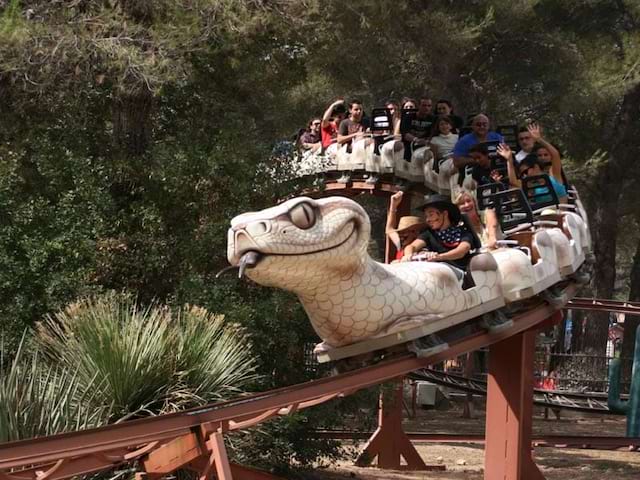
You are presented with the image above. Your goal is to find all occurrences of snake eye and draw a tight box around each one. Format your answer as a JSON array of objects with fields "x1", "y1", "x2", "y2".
[{"x1": 289, "y1": 202, "x2": 316, "y2": 230}]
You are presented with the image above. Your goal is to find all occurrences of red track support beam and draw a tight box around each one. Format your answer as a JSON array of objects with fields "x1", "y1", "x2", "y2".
[
  {"x1": 207, "y1": 433, "x2": 232, "y2": 480},
  {"x1": 484, "y1": 315, "x2": 561, "y2": 480},
  {"x1": 356, "y1": 380, "x2": 433, "y2": 470}
]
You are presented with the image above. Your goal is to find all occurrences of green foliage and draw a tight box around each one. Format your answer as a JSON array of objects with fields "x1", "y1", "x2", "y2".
[
  {"x1": 36, "y1": 293, "x2": 258, "y2": 417},
  {"x1": 1, "y1": 0, "x2": 639, "y2": 469},
  {"x1": 0, "y1": 294, "x2": 257, "y2": 446},
  {"x1": 0, "y1": 335, "x2": 110, "y2": 442},
  {"x1": 0, "y1": 0, "x2": 28, "y2": 41}
]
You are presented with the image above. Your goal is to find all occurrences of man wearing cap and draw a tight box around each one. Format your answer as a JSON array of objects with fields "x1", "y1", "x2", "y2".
[{"x1": 401, "y1": 194, "x2": 475, "y2": 274}]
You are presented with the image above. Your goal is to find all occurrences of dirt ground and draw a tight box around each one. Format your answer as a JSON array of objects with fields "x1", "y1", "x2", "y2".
[{"x1": 305, "y1": 400, "x2": 640, "y2": 479}]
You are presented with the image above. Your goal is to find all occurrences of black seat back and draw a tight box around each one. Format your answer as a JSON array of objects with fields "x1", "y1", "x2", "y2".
[
  {"x1": 490, "y1": 188, "x2": 534, "y2": 232},
  {"x1": 477, "y1": 182, "x2": 506, "y2": 210},
  {"x1": 459, "y1": 126, "x2": 472, "y2": 137},
  {"x1": 496, "y1": 124, "x2": 519, "y2": 152},
  {"x1": 370, "y1": 108, "x2": 392, "y2": 134},
  {"x1": 399, "y1": 108, "x2": 418, "y2": 134},
  {"x1": 521, "y1": 174, "x2": 560, "y2": 211}
]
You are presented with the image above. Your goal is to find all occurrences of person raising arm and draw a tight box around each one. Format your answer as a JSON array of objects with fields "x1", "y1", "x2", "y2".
[
  {"x1": 497, "y1": 143, "x2": 520, "y2": 189},
  {"x1": 385, "y1": 191, "x2": 425, "y2": 262},
  {"x1": 527, "y1": 123, "x2": 563, "y2": 185},
  {"x1": 322, "y1": 99, "x2": 344, "y2": 129}
]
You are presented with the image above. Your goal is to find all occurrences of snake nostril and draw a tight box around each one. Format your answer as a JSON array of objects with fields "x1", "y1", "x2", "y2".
[
  {"x1": 246, "y1": 221, "x2": 269, "y2": 236},
  {"x1": 235, "y1": 230, "x2": 258, "y2": 254}
]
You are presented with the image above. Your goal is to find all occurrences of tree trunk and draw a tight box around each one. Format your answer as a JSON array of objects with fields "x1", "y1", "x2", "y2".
[
  {"x1": 570, "y1": 309, "x2": 585, "y2": 352},
  {"x1": 112, "y1": 91, "x2": 154, "y2": 156},
  {"x1": 620, "y1": 233, "x2": 640, "y2": 383},
  {"x1": 583, "y1": 182, "x2": 620, "y2": 355},
  {"x1": 581, "y1": 82, "x2": 640, "y2": 355}
]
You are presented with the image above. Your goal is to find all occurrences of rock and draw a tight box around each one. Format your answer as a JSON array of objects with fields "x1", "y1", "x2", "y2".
[
  {"x1": 436, "y1": 456, "x2": 444, "y2": 464},
  {"x1": 456, "y1": 459, "x2": 467, "y2": 466}
]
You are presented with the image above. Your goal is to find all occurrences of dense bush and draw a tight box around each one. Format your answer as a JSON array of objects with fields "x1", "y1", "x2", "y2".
[{"x1": 1, "y1": 294, "x2": 258, "y2": 441}]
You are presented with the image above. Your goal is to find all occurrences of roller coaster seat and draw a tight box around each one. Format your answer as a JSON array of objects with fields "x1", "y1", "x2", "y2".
[
  {"x1": 476, "y1": 182, "x2": 506, "y2": 210},
  {"x1": 521, "y1": 173, "x2": 560, "y2": 212},
  {"x1": 370, "y1": 108, "x2": 392, "y2": 134},
  {"x1": 399, "y1": 107, "x2": 418, "y2": 134},
  {"x1": 489, "y1": 184, "x2": 585, "y2": 278},
  {"x1": 496, "y1": 124, "x2": 519, "y2": 152},
  {"x1": 489, "y1": 188, "x2": 535, "y2": 235}
]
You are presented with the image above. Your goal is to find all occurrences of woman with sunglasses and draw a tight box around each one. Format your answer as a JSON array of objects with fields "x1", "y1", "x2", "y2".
[{"x1": 497, "y1": 143, "x2": 568, "y2": 204}]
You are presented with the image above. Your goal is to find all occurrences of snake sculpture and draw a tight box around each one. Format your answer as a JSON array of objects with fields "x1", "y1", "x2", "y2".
[
  {"x1": 227, "y1": 196, "x2": 508, "y2": 353},
  {"x1": 227, "y1": 196, "x2": 589, "y2": 355}
]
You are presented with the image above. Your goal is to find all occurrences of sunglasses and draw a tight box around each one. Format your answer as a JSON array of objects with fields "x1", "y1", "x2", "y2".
[{"x1": 520, "y1": 166, "x2": 536, "y2": 177}]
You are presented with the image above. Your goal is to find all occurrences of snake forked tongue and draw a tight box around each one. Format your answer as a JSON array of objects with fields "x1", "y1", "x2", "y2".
[{"x1": 238, "y1": 251, "x2": 263, "y2": 278}]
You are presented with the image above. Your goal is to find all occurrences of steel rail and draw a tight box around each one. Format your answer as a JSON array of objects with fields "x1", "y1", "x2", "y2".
[
  {"x1": 409, "y1": 369, "x2": 615, "y2": 414},
  {"x1": 567, "y1": 298, "x2": 640, "y2": 316},
  {"x1": 312, "y1": 431, "x2": 640, "y2": 450},
  {"x1": 0, "y1": 288, "x2": 572, "y2": 470}
]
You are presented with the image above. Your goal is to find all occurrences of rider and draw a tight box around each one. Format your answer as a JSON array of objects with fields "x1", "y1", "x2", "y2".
[
  {"x1": 401, "y1": 194, "x2": 475, "y2": 278},
  {"x1": 386, "y1": 191, "x2": 425, "y2": 262}
]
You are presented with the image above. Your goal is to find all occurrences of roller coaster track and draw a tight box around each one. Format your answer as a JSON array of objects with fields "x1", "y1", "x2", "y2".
[
  {"x1": 0, "y1": 291, "x2": 572, "y2": 478},
  {"x1": 567, "y1": 298, "x2": 640, "y2": 316},
  {"x1": 409, "y1": 369, "x2": 617, "y2": 414},
  {"x1": 3, "y1": 294, "x2": 640, "y2": 479},
  {"x1": 405, "y1": 298, "x2": 640, "y2": 414}
]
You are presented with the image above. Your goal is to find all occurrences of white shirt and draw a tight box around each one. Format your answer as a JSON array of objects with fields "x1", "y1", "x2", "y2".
[
  {"x1": 430, "y1": 133, "x2": 459, "y2": 159},
  {"x1": 515, "y1": 149, "x2": 531, "y2": 163}
]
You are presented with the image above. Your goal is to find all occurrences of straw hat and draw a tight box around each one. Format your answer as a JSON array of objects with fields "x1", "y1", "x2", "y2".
[{"x1": 394, "y1": 216, "x2": 426, "y2": 233}]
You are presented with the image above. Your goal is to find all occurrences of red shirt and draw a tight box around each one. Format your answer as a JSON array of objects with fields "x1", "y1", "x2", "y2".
[{"x1": 321, "y1": 122, "x2": 338, "y2": 148}]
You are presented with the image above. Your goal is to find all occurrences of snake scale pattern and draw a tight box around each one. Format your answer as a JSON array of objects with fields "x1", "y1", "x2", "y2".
[{"x1": 227, "y1": 196, "x2": 588, "y2": 354}]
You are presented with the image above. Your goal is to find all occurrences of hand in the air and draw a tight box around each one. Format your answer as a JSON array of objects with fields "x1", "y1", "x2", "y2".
[
  {"x1": 528, "y1": 122, "x2": 542, "y2": 140},
  {"x1": 496, "y1": 143, "x2": 512, "y2": 160},
  {"x1": 390, "y1": 191, "x2": 403, "y2": 209}
]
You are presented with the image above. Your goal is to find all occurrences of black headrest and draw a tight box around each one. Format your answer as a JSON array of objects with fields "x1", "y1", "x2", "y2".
[
  {"x1": 477, "y1": 182, "x2": 506, "y2": 210},
  {"x1": 489, "y1": 188, "x2": 534, "y2": 232},
  {"x1": 521, "y1": 174, "x2": 560, "y2": 210}
]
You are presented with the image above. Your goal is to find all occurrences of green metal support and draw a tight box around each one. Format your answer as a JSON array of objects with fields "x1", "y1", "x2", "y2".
[{"x1": 608, "y1": 327, "x2": 640, "y2": 437}]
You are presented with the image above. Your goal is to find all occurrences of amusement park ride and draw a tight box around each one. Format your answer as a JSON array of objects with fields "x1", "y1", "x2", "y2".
[{"x1": 1, "y1": 129, "x2": 639, "y2": 479}]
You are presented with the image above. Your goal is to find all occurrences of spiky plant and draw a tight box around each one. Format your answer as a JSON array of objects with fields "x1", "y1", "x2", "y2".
[
  {"x1": 170, "y1": 306, "x2": 259, "y2": 409},
  {"x1": 36, "y1": 293, "x2": 258, "y2": 418},
  {"x1": 37, "y1": 294, "x2": 175, "y2": 417},
  {"x1": 0, "y1": 336, "x2": 109, "y2": 442}
]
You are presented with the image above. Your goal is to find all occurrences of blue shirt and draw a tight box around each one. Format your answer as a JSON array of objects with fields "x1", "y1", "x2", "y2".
[{"x1": 453, "y1": 132, "x2": 504, "y2": 157}]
